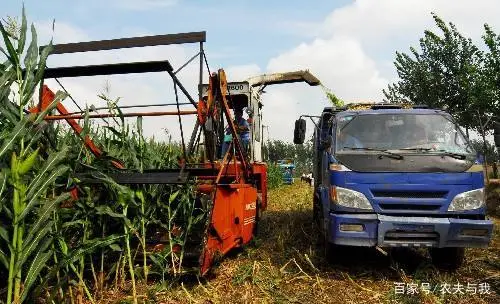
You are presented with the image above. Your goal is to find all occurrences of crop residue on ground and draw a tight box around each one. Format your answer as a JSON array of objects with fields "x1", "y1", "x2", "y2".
[{"x1": 105, "y1": 183, "x2": 499, "y2": 304}]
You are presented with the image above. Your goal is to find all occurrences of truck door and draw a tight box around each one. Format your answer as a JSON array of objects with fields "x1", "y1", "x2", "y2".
[{"x1": 318, "y1": 112, "x2": 333, "y2": 187}]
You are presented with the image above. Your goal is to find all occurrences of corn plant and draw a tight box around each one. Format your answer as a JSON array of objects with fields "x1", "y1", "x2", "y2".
[
  {"x1": 1, "y1": 7, "x2": 216, "y2": 303},
  {"x1": 0, "y1": 8, "x2": 74, "y2": 303}
]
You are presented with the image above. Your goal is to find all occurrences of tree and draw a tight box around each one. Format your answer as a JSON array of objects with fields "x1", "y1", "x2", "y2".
[
  {"x1": 470, "y1": 139, "x2": 499, "y2": 178},
  {"x1": 384, "y1": 14, "x2": 491, "y2": 133},
  {"x1": 384, "y1": 14, "x2": 500, "y2": 173},
  {"x1": 470, "y1": 139, "x2": 499, "y2": 162},
  {"x1": 483, "y1": 24, "x2": 500, "y2": 120},
  {"x1": 263, "y1": 138, "x2": 313, "y2": 175}
]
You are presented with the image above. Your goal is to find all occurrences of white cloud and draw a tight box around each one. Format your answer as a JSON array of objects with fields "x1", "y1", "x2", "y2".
[
  {"x1": 319, "y1": 0, "x2": 500, "y2": 53},
  {"x1": 261, "y1": 37, "x2": 388, "y2": 141},
  {"x1": 29, "y1": 0, "x2": 500, "y2": 144},
  {"x1": 35, "y1": 20, "x2": 90, "y2": 44},
  {"x1": 257, "y1": 0, "x2": 500, "y2": 141},
  {"x1": 225, "y1": 64, "x2": 261, "y2": 81}
]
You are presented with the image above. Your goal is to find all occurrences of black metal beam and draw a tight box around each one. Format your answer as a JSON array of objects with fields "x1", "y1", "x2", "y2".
[
  {"x1": 74, "y1": 171, "x2": 189, "y2": 184},
  {"x1": 40, "y1": 31, "x2": 207, "y2": 55},
  {"x1": 108, "y1": 172, "x2": 189, "y2": 184},
  {"x1": 73, "y1": 167, "x2": 218, "y2": 185},
  {"x1": 42, "y1": 60, "x2": 173, "y2": 78}
]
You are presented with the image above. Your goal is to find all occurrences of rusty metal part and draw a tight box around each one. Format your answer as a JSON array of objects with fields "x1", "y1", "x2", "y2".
[{"x1": 30, "y1": 85, "x2": 125, "y2": 169}]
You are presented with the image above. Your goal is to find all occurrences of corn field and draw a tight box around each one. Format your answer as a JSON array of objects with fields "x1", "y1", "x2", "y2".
[{"x1": 0, "y1": 9, "x2": 210, "y2": 304}]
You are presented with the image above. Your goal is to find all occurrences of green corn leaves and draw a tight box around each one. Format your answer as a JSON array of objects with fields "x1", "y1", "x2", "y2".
[
  {"x1": 17, "y1": 148, "x2": 38, "y2": 175},
  {"x1": 16, "y1": 6, "x2": 27, "y2": 54},
  {"x1": 20, "y1": 251, "x2": 51, "y2": 303},
  {"x1": 0, "y1": 8, "x2": 76, "y2": 303},
  {"x1": 0, "y1": 18, "x2": 19, "y2": 66},
  {"x1": 1, "y1": 7, "x2": 208, "y2": 303}
]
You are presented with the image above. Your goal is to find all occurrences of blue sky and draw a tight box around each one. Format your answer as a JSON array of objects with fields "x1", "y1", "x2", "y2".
[
  {"x1": 3, "y1": 0, "x2": 500, "y2": 141},
  {"x1": 4, "y1": 0, "x2": 350, "y2": 67}
]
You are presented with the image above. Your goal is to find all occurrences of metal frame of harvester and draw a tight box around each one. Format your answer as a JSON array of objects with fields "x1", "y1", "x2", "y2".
[{"x1": 32, "y1": 31, "x2": 320, "y2": 275}]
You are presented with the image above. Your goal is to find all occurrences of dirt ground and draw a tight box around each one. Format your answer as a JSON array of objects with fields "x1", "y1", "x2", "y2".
[{"x1": 106, "y1": 183, "x2": 499, "y2": 304}]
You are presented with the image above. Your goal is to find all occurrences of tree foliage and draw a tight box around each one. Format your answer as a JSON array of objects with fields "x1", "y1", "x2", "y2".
[
  {"x1": 470, "y1": 139, "x2": 499, "y2": 162},
  {"x1": 483, "y1": 25, "x2": 500, "y2": 120},
  {"x1": 384, "y1": 14, "x2": 498, "y2": 134},
  {"x1": 263, "y1": 138, "x2": 314, "y2": 175}
]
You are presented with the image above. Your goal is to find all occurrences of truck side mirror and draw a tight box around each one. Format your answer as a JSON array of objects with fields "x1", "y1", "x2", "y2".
[
  {"x1": 294, "y1": 118, "x2": 306, "y2": 144},
  {"x1": 494, "y1": 121, "x2": 500, "y2": 148}
]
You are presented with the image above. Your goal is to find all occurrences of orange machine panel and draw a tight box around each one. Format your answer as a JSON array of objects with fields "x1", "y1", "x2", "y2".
[{"x1": 199, "y1": 184, "x2": 257, "y2": 275}]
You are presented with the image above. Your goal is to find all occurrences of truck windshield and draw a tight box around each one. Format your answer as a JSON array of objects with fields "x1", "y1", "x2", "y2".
[{"x1": 335, "y1": 113, "x2": 473, "y2": 155}]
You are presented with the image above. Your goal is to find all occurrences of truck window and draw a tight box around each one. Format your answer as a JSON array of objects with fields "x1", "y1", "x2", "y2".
[
  {"x1": 336, "y1": 113, "x2": 473, "y2": 154},
  {"x1": 334, "y1": 113, "x2": 475, "y2": 172}
]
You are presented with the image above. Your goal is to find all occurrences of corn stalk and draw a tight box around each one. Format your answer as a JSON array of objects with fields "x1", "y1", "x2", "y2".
[
  {"x1": 1, "y1": 7, "x2": 208, "y2": 303},
  {"x1": 0, "y1": 7, "x2": 75, "y2": 303}
]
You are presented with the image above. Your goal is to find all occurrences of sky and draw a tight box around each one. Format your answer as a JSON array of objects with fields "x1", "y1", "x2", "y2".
[{"x1": 3, "y1": 0, "x2": 500, "y2": 142}]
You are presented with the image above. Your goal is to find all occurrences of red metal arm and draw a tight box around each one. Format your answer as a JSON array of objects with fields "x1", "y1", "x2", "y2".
[{"x1": 30, "y1": 85, "x2": 125, "y2": 169}]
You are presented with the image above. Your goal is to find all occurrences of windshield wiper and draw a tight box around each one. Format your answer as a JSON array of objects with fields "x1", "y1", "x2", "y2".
[
  {"x1": 434, "y1": 150, "x2": 467, "y2": 160},
  {"x1": 399, "y1": 147, "x2": 432, "y2": 152},
  {"x1": 399, "y1": 148, "x2": 467, "y2": 160},
  {"x1": 342, "y1": 147, "x2": 404, "y2": 160}
]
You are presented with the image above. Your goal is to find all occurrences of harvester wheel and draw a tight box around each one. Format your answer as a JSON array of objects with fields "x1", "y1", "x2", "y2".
[{"x1": 429, "y1": 247, "x2": 464, "y2": 271}]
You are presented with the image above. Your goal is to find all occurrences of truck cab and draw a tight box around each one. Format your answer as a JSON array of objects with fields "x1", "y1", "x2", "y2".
[
  {"x1": 295, "y1": 103, "x2": 494, "y2": 269},
  {"x1": 277, "y1": 159, "x2": 295, "y2": 184}
]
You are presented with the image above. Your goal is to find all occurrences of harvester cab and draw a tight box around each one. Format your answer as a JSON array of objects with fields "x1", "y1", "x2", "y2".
[
  {"x1": 201, "y1": 81, "x2": 262, "y2": 161},
  {"x1": 200, "y1": 70, "x2": 321, "y2": 164}
]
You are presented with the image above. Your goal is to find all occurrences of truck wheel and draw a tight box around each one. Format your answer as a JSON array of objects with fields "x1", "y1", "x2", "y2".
[
  {"x1": 313, "y1": 201, "x2": 320, "y2": 227},
  {"x1": 325, "y1": 241, "x2": 348, "y2": 263},
  {"x1": 313, "y1": 192, "x2": 321, "y2": 228},
  {"x1": 429, "y1": 247, "x2": 465, "y2": 271},
  {"x1": 324, "y1": 242, "x2": 337, "y2": 262}
]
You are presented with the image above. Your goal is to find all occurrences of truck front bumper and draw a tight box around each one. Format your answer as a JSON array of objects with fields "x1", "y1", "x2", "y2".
[{"x1": 329, "y1": 213, "x2": 493, "y2": 248}]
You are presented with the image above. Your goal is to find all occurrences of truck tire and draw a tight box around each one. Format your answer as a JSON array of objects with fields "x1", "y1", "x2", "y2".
[
  {"x1": 325, "y1": 243, "x2": 342, "y2": 263},
  {"x1": 313, "y1": 194, "x2": 321, "y2": 227},
  {"x1": 315, "y1": 201, "x2": 340, "y2": 263},
  {"x1": 429, "y1": 247, "x2": 464, "y2": 271}
]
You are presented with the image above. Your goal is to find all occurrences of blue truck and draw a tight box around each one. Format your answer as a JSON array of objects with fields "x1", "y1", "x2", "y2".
[
  {"x1": 277, "y1": 159, "x2": 295, "y2": 184},
  {"x1": 294, "y1": 103, "x2": 494, "y2": 269}
]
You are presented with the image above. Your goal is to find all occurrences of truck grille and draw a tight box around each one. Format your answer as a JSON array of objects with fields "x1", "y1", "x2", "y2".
[
  {"x1": 384, "y1": 231, "x2": 439, "y2": 246},
  {"x1": 379, "y1": 204, "x2": 441, "y2": 211},
  {"x1": 372, "y1": 190, "x2": 447, "y2": 199}
]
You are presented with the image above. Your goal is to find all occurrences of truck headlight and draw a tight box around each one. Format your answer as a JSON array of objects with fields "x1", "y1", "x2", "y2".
[
  {"x1": 448, "y1": 188, "x2": 485, "y2": 211},
  {"x1": 330, "y1": 186, "x2": 373, "y2": 210}
]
